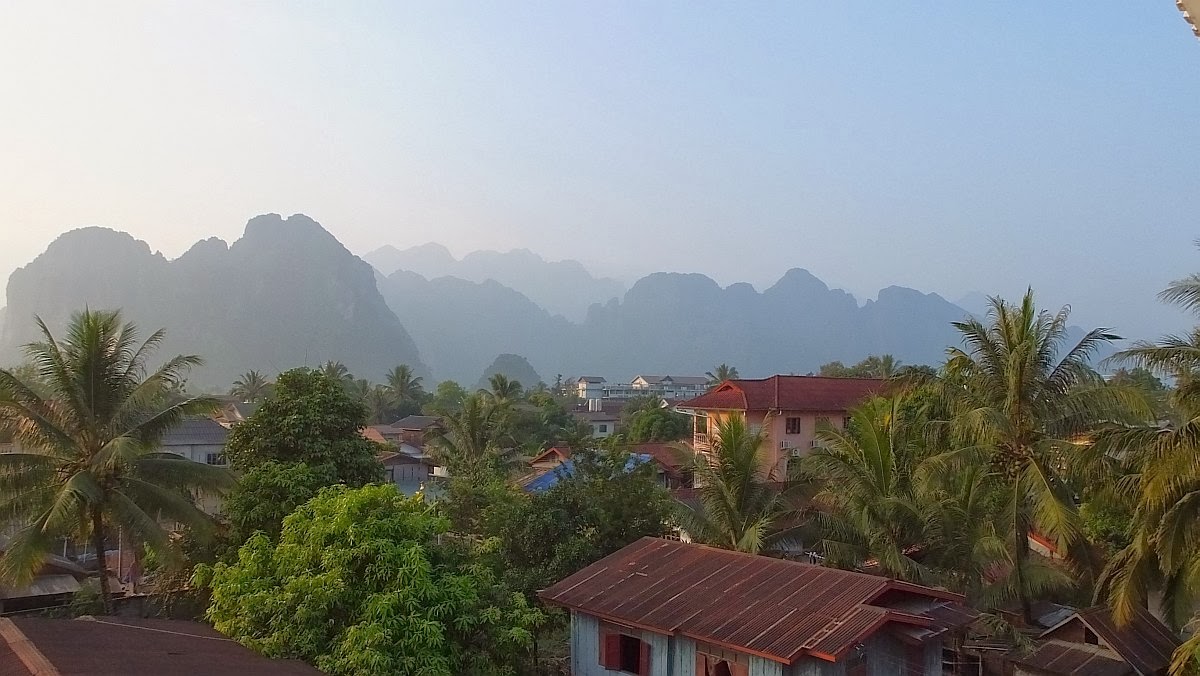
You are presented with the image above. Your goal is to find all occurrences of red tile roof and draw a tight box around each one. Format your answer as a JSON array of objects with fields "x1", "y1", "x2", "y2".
[
  {"x1": 677, "y1": 376, "x2": 886, "y2": 412},
  {"x1": 0, "y1": 617, "x2": 320, "y2": 675},
  {"x1": 540, "y1": 537, "x2": 966, "y2": 665}
]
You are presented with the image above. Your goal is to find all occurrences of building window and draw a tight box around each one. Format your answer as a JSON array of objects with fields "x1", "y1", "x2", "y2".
[
  {"x1": 843, "y1": 416, "x2": 852, "y2": 429},
  {"x1": 600, "y1": 629, "x2": 649, "y2": 674},
  {"x1": 785, "y1": 417, "x2": 802, "y2": 434},
  {"x1": 385, "y1": 467, "x2": 395, "y2": 482},
  {"x1": 599, "y1": 424, "x2": 608, "y2": 433},
  {"x1": 205, "y1": 452, "x2": 226, "y2": 465}
]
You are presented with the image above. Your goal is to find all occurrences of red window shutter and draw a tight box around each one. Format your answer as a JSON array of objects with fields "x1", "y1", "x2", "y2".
[
  {"x1": 731, "y1": 662, "x2": 749, "y2": 676},
  {"x1": 600, "y1": 631, "x2": 621, "y2": 669},
  {"x1": 695, "y1": 653, "x2": 709, "y2": 675},
  {"x1": 638, "y1": 640, "x2": 652, "y2": 676}
]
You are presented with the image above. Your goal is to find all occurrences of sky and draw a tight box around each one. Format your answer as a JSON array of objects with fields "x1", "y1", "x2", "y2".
[{"x1": 1, "y1": 2, "x2": 1198, "y2": 339}]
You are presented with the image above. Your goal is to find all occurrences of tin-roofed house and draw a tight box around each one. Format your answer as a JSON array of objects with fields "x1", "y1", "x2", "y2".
[
  {"x1": 541, "y1": 537, "x2": 975, "y2": 676},
  {"x1": 1004, "y1": 606, "x2": 1180, "y2": 676}
]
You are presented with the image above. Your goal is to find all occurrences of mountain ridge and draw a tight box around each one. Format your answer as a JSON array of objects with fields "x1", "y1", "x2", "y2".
[{"x1": 2, "y1": 215, "x2": 1112, "y2": 388}]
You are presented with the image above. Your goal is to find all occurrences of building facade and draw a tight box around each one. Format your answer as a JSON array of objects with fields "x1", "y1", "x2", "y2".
[
  {"x1": 676, "y1": 376, "x2": 885, "y2": 477},
  {"x1": 542, "y1": 538, "x2": 973, "y2": 676}
]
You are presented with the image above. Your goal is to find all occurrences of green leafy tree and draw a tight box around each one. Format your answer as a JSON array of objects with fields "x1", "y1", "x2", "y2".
[
  {"x1": 490, "y1": 448, "x2": 674, "y2": 600},
  {"x1": 201, "y1": 484, "x2": 543, "y2": 675},
  {"x1": 818, "y1": 354, "x2": 903, "y2": 378},
  {"x1": 678, "y1": 416, "x2": 795, "y2": 554},
  {"x1": 427, "y1": 380, "x2": 468, "y2": 415},
  {"x1": 221, "y1": 461, "x2": 336, "y2": 543},
  {"x1": 941, "y1": 290, "x2": 1144, "y2": 621},
  {"x1": 223, "y1": 368, "x2": 383, "y2": 486},
  {"x1": 0, "y1": 309, "x2": 233, "y2": 611},
  {"x1": 230, "y1": 370, "x2": 272, "y2": 403},
  {"x1": 705, "y1": 363, "x2": 739, "y2": 388},
  {"x1": 621, "y1": 397, "x2": 689, "y2": 442}
]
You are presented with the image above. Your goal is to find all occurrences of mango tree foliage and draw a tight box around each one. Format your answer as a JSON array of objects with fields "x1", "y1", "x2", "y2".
[{"x1": 200, "y1": 484, "x2": 542, "y2": 676}]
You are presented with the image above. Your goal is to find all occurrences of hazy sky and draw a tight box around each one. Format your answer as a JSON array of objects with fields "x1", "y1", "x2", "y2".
[{"x1": 1, "y1": 2, "x2": 1198, "y2": 339}]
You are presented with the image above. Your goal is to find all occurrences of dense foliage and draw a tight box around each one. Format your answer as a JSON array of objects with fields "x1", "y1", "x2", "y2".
[
  {"x1": 620, "y1": 395, "x2": 690, "y2": 442},
  {"x1": 202, "y1": 484, "x2": 543, "y2": 676}
]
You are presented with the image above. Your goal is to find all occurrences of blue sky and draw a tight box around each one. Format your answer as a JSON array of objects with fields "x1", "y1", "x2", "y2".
[{"x1": 1, "y1": 2, "x2": 1197, "y2": 338}]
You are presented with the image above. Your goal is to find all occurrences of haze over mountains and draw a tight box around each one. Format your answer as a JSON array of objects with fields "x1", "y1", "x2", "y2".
[
  {"x1": 0, "y1": 213, "x2": 1087, "y2": 390},
  {"x1": 365, "y1": 244, "x2": 624, "y2": 321}
]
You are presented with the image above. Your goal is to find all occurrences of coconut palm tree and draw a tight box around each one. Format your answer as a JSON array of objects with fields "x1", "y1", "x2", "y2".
[
  {"x1": 428, "y1": 393, "x2": 508, "y2": 474},
  {"x1": 705, "y1": 364, "x2": 740, "y2": 388},
  {"x1": 0, "y1": 310, "x2": 234, "y2": 612},
  {"x1": 941, "y1": 290, "x2": 1144, "y2": 621},
  {"x1": 805, "y1": 396, "x2": 930, "y2": 581},
  {"x1": 319, "y1": 361, "x2": 353, "y2": 384},
  {"x1": 678, "y1": 416, "x2": 794, "y2": 554},
  {"x1": 1096, "y1": 268, "x2": 1200, "y2": 640},
  {"x1": 486, "y1": 374, "x2": 522, "y2": 404},
  {"x1": 385, "y1": 364, "x2": 424, "y2": 402},
  {"x1": 229, "y1": 370, "x2": 271, "y2": 403},
  {"x1": 363, "y1": 385, "x2": 395, "y2": 425}
]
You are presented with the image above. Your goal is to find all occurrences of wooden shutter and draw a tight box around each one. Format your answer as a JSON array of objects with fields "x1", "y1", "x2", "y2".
[
  {"x1": 599, "y1": 630, "x2": 621, "y2": 669},
  {"x1": 730, "y1": 662, "x2": 749, "y2": 676},
  {"x1": 696, "y1": 652, "x2": 709, "y2": 675},
  {"x1": 638, "y1": 639, "x2": 652, "y2": 676}
]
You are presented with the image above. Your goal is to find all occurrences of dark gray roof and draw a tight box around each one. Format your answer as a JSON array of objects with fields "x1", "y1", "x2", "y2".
[
  {"x1": 393, "y1": 415, "x2": 440, "y2": 430},
  {"x1": 160, "y1": 417, "x2": 229, "y2": 446}
]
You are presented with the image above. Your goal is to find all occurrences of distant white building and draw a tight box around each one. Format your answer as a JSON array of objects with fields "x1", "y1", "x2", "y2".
[{"x1": 570, "y1": 374, "x2": 707, "y2": 402}]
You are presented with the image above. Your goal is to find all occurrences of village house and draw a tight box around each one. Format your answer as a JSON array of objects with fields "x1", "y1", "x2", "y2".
[
  {"x1": 541, "y1": 537, "x2": 976, "y2": 676},
  {"x1": 571, "y1": 399, "x2": 623, "y2": 438},
  {"x1": 997, "y1": 606, "x2": 1179, "y2": 676},
  {"x1": 676, "y1": 375, "x2": 885, "y2": 476},
  {"x1": 523, "y1": 443, "x2": 689, "y2": 490}
]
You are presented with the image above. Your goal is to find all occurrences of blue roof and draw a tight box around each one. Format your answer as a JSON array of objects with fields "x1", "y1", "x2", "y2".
[{"x1": 523, "y1": 453, "x2": 651, "y2": 493}]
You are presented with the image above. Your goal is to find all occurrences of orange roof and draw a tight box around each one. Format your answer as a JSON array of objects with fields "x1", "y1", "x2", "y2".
[
  {"x1": 529, "y1": 446, "x2": 572, "y2": 465},
  {"x1": 360, "y1": 427, "x2": 388, "y2": 444},
  {"x1": 678, "y1": 375, "x2": 885, "y2": 412}
]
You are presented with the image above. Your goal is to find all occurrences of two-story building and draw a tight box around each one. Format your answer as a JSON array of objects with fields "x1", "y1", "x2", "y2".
[
  {"x1": 542, "y1": 537, "x2": 975, "y2": 676},
  {"x1": 676, "y1": 375, "x2": 885, "y2": 477}
]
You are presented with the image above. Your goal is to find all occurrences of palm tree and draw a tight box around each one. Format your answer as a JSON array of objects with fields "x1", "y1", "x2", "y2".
[
  {"x1": 229, "y1": 370, "x2": 271, "y2": 403},
  {"x1": 1096, "y1": 267, "x2": 1200, "y2": 637},
  {"x1": 705, "y1": 364, "x2": 740, "y2": 388},
  {"x1": 941, "y1": 290, "x2": 1143, "y2": 621},
  {"x1": 0, "y1": 310, "x2": 234, "y2": 612},
  {"x1": 428, "y1": 393, "x2": 507, "y2": 474},
  {"x1": 860, "y1": 354, "x2": 902, "y2": 378},
  {"x1": 319, "y1": 361, "x2": 353, "y2": 384},
  {"x1": 363, "y1": 385, "x2": 395, "y2": 425},
  {"x1": 347, "y1": 378, "x2": 372, "y2": 402},
  {"x1": 678, "y1": 416, "x2": 793, "y2": 554},
  {"x1": 486, "y1": 374, "x2": 522, "y2": 403},
  {"x1": 385, "y1": 364, "x2": 424, "y2": 402},
  {"x1": 805, "y1": 396, "x2": 930, "y2": 581}
]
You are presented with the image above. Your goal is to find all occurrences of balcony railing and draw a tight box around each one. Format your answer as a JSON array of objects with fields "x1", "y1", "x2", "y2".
[{"x1": 693, "y1": 432, "x2": 712, "y2": 453}]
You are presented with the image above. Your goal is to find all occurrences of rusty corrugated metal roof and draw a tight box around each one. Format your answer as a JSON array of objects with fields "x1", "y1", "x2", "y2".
[
  {"x1": 1008, "y1": 640, "x2": 1133, "y2": 676},
  {"x1": 539, "y1": 538, "x2": 967, "y2": 664},
  {"x1": 1071, "y1": 607, "x2": 1179, "y2": 676}
]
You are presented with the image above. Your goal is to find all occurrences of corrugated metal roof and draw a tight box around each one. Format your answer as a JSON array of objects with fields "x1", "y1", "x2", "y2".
[
  {"x1": 159, "y1": 417, "x2": 229, "y2": 447},
  {"x1": 540, "y1": 538, "x2": 966, "y2": 664},
  {"x1": 677, "y1": 376, "x2": 885, "y2": 412},
  {"x1": 1009, "y1": 640, "x2": 1133, "y2": 676},
  {"x1": 393, "y1": 415, "x2": 440, "y2": 430},
  {"x1": 1073, "y1": 606, "x2": 1179, "y2": 676}
]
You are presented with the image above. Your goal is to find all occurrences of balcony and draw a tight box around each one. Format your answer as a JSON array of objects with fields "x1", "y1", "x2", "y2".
[{"x1": 692, "y1": 432, "x2": 712, "y2": 453}]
